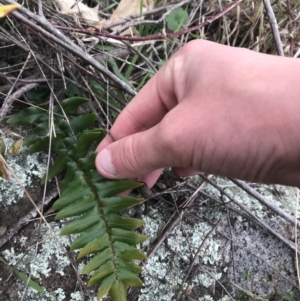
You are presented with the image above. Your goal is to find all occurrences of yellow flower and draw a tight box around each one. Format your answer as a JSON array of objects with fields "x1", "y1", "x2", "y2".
[{"x1": 0, "y1": 4, "x2": 21, "y2": 18}]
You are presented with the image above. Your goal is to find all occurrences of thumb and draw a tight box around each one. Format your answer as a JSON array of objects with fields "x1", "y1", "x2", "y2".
[{"x1": 95, "y1": 128, "x2": 165, "y2": 180}]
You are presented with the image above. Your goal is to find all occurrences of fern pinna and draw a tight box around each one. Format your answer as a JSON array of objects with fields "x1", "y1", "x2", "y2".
[{"x1": 7, "y1": 97, "x2": 147, "y2": 301}]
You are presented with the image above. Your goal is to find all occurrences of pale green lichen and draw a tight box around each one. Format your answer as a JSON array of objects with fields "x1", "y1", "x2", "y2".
[
  {"x1": 2, "y1": 211, "x2": 105, "y2": 301},
  {"x1": 0, "y1": 129, "x2": 47, "y2": 206},
  {"x1": 18, "y1": 287, "x2": 66, "y2": 301},
  {"x1": 2, "y1": 223, "x2": 71, "y2": 280},
  {"x1": 195, "y1": 271, "x2": 222, "y2": 288},
  {"x1": 70, "y1": 291, "x2": 98, "y2": 301},
  {"x1": 17, "y1": 286, "x2": 99, "y2": 301},
  {"x1": 212, "y1": 177, "x2": 300, "y2": 219},
  {"x1": 139, "y1": 209, "x2": 224, "y2": 301},
  {"x1": 198, "y1": 296, "x2": 214, "y2": 301},
  {"x1": 218, "y1": 296, "x2": 232, "y2": 301},
  {"x1": 20, "y1": 236, "x2": 28, "y2": 247}
]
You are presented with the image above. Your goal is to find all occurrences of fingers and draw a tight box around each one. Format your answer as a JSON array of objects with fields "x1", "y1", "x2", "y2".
[
  {"x1": 95, "y1": 88, "x2": 168, "y2": 182},
  {"x1": 95, "y1": 40, "x2": 206, "y2": 183},
  {"x1": 96, "y1": 45, "x2": 186, "y2": 153},
  {"x1": 96, "y1": 72, "x2": 168, "y2": 153},
  {"x1": 95, "y1": 47, "x2": 184, "y2": 183},
  {"x1": 94, "y1": 60, "x2": 178, "y2": 184},
  {"x1": 139, "y1": 169, "x2": 164, "y2": 189}
]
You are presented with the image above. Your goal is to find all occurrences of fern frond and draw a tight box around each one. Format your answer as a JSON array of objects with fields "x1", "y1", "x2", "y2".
[{"x1": 7, "y1": 97, "x2": 147, "y2": 300}]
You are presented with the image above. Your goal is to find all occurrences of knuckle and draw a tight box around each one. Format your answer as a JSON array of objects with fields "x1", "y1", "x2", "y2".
[{"x1": 180, "y1": 39, "x2": 208, "y2": 56}]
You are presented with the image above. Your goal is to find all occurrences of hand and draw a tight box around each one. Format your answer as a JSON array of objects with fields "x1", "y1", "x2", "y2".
[{"x1": 95, "y1": 40, "x2": 300, "y2": 188}]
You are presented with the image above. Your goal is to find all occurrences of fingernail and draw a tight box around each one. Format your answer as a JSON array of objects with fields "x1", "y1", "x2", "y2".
[{"x1": 96, "y1": 149, "x2": 117, "y2": 176}]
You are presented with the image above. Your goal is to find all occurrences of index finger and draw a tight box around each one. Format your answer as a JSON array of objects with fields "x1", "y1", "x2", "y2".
[{"x1": 96, "y1": 52, "x2": 182, "y2": 151}]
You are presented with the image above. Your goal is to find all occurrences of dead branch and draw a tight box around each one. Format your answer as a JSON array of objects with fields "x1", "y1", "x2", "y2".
[
  {"x1": 0, "y1": 83, "x2": 39, "y2": 121},
  {"x1": 4, "y1": 0, "x2": 137, "y2": 95}
]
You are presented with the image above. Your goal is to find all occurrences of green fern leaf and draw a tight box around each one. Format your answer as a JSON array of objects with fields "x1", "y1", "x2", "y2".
[
  {"x1": 82, "y1": 247, "x2": 112, "y2": 274},
  {"x1": 101, "y1": 196, "x2": 144, "y2": 214},
  {"x1": 23, "y1": 122, "x2": 49, "y2": 146},
  {"x1": 27, "y1": 132, "x2": 66, "y2": 153},
  {"x1": 53, "y1": 137, "x2": 146, "y2": 300},
  {"x1": 111, "y1": 228, "x2": 147, "y2": 245},
  {"x1": 70, "y1": 222, "x2": 107, "y2": 250},
  {"x1": 117, "y1": 268, "x2": 143, "y2": 287},
  {"x1": 6, "y1": 106, "x2": 47, "y2": 125},
  {"x1": 97, "y1": 274, "x2": 116, "y2": 299},
  {"x1": 66, "y1": 113, "x2": 97, "y2": 135},
  {"x1": 8, "y1": 98, "x2": 148, "y2": 300},
  {"x1": 69, "y1": 129, "x2": 104, "y2": 159},
  {"x1": 114, "y1": 241, "x2": 147, "y2": 260},
  {"x1": 88, "y1": 261, "x2": 115, "y2": 286},
  {"x1": 57, "y1": 97, "x2": 90, "y2": 115},
  {"x1": 107, "y1": 214, "x2": 144, "y2": 230},
  {"x1": 79, "y1": 235, "x2": 110, "y2": 257},
  {"x1": 41, "y1": 149, "x2": 68, "y2": 184},
  {"x1": 110, "y1": 280, "x2": 127, "y2": 301},
  {"x1": 54, "y1": 193, "x2": 95, "y2": 219}
]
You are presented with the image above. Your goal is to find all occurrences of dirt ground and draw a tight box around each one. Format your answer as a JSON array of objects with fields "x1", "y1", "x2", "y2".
[{"x1": 1, "y1": 157, "x2": 300, "y2": 301}]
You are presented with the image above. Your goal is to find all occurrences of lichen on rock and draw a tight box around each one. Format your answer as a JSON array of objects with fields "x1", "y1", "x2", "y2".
[{"x1": 0, "y1": 129, "x2": 47, "y2": 206}]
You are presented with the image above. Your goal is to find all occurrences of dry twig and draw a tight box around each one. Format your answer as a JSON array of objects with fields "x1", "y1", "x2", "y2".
[
  {"x1": 0, "y1": 83, "x2": 39, "y2": 121},
  {"x1": 4, "y1": 0, "x2": 137, "y2": 95},
  {"x1": 230, "y1": 178, "x2": 300, "y2": 229},
  {"x1": 262, "y1": 0, "x2": 284, "y2": 56},
  {"x1": 200, "y1": 175, "x2": 300, "y2": 255}
]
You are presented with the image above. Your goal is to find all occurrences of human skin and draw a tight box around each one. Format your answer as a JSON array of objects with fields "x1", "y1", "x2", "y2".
[{"x1": 95, "y1": 40, "x2": 300, "y2": 188}]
